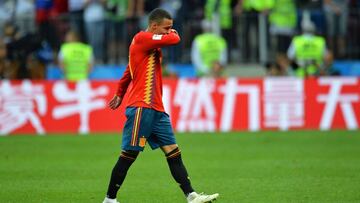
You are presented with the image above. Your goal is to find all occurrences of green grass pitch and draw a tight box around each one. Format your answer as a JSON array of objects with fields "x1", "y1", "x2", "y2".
[{"x1": 1, "y1": 131, "x2": 360, "y2": 203}]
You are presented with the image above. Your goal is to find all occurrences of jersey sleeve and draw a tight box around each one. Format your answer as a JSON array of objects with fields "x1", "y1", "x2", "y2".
[
  {"x1": 116, "y1": 65, "x2": 132, "y2": 97},
  {"x1": 137, "y1": 31, "x2": 180, "y2": 50}
]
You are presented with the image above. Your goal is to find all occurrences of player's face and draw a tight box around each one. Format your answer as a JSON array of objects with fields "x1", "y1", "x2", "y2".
[{"x1": 154, "y1": 18, "x2": 173, "y2": 35}]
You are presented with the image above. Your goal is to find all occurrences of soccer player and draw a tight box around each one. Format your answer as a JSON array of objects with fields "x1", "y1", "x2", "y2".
[{"x1": 103, "y1": 8, "x2": 219, "y2": 203}]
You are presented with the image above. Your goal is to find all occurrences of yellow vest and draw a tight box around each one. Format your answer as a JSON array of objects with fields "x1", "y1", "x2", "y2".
[
  {"x1": 60, "y1": 42, "x2": 92, "y2": 81},
  {"x1": 195, "y1": 33, "x2": 227, "y2": 75},
  {"x1": 269, "y1": 0, "x2": 296, "y2": 28},
  {"x1": 205, "y1": 0, "x2": 232, "y2": 29},
  {"x1": 293, "y1": 35, "x2": 325, "y2": 77},
  {"x1": 243, "y1": 0, "x2": 275, "y2": 11}
]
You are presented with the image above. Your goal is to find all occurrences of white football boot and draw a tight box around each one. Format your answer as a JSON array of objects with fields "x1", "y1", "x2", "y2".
[
  {"x1": 102, "y1": 197, "x2": 120, "y2": 203},
  {"x1": 187, "y1": 192, "x2": 219, "y2": 203}
]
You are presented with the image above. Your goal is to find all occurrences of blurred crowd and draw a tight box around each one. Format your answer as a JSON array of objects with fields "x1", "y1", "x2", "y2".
[{"x1": 0, "y1": 0, "x2": 360, "y2": 80}]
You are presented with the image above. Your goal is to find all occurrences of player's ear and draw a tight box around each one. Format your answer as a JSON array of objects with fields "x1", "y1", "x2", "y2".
[{"x1": 149, "y1": 22, "x2": 157, "y2": 30}]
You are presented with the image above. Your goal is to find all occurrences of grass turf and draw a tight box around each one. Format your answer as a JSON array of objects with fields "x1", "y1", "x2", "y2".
[{"x1": 1, "y1": 131, "x2": 360, "y2": 203}]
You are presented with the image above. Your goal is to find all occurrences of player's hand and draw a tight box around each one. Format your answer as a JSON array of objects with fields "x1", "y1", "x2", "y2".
[
  {"x1": 108, "y1": 95, "x2": 123, "y2": 110},
  {"x1": 170, "y1": 29, "x2": 178, "y2": 35}
]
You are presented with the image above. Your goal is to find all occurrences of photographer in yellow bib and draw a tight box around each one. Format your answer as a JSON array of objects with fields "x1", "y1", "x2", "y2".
[
  {"x1": 58, "y1": 30, "x2": 94, "y2": 81},
  {"x1": 191, "y1": 20, "x2": 228, "y2": 78},
  {"x1": 287, "y1": 18, "x2": 328, "y2": 78}
]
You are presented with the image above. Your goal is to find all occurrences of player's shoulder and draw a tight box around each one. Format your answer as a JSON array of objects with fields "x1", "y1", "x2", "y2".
[
  {"x1": 134, "y1": 31, "x2": 151, "y2": 39},
  {"x1": 131, "y1": 31, "x2": 145, "y2": 44},
  {"x1": 135, "y1": 31, "x2": 164, "y2": 42}
]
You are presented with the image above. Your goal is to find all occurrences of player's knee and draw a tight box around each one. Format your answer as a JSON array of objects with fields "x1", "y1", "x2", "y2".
[
  {"x1": 120, "y1": 150, "x2": 139, "y2": 161},
  {"x1": 162, "y1": 144, "x2": 178, "y2": 154},
  {"x1": 165, "y1": 147, "x2": 181, "y2": 159}
]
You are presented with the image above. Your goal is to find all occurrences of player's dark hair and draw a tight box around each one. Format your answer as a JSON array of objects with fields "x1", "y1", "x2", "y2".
[{"x1": 148, "y1": 8, "x2": 172, "y2": 24}]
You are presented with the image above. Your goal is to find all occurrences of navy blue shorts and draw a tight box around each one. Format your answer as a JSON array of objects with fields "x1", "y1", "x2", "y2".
[{"x1": 121, "y1": 107, "x2": 177, "y2": 151}]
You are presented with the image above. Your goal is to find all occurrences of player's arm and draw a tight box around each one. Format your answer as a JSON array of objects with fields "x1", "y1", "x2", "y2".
[
  {"x1": 138, "y1": 30, "x2": 180, "y2": 50},
  {"x1": 109, "y1": 65, "x2": 132, "y2": 110}
]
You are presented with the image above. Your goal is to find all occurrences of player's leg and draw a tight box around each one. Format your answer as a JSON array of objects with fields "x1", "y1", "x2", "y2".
[
  {"x1": 149, "y1": 112, "x2": 219, "y2": 202},
  {"x1": 162, "y1": 144, "x2": 195, "y2": 195},
  {"x1": 104, "y1": 107, "x2": 154, "y2": 202},
  {"x1": 147, "y1": 111, "x2": 195, "y2": 196},
  {"x1": 162, "y1": 145, "x2": 219, "y2": 203},
  {"x1": 104, "y1": 150, "x2": 139, "y2": 203}
]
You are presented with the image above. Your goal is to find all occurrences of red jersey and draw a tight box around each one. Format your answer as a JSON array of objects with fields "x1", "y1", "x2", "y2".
[{"x1": 116, "y1": 31, "x2": 180, "y2": 112}]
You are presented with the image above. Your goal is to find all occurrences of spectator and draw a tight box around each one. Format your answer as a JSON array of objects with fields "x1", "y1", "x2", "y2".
[
  {"x1": 68, "y1": 0, "x2": 86, "y2": 42},
  {"x1": 36, "y1": 0, "x2": 60, "y2": 50},
  {"x1": 211, "y1": 61, "x2": 225, "y2": 77},
  {"x1": 265, "y1": 62, "x2": 280, "y2": 76},
  {"x1": 141, "y1": 0, "x2": 156, "y2": 29},
  {"x1": 276, "y1": 53, "x2": 293, "y2": 76},
  {"x1": 287, "y1": 19, "x2": 328, "y2": 78},
  {"x1": 0, "y1": 38, "x2": 14, "y2": 79},
  {"x1": 105, "y1": 0, "x2": 128, "y2": 64},
  {"x1": 191, "y1": 20, "x2": 227, "y2": 77},
  {"x1": 265, "y1": 54, "x2": 293, "y2": 76},
  {"x1": 0, "y1": 0, "x2": 15, "y2": 37},
  {"x1": 53, "y1": 0, "x2": 68, "y2": 14},
  {"x1": 320, "y1": 50, "x2": 340, "y2": 76},
  {"x1": 205, "y1": 0, "x2": 241, "y2": 62},
  {"x1": 50, "y1": 0, "x2": 69, "y2": 43},
  {"x1": 323, "y1": 0, "x2": 350, "y2": 58},
  {"x1": 84, "y1": 0, "x2": 106, "y2": 64},
  {"x1": 269, "y1": 0, "x2": 297, "y2": 54},
  {"x1": 129, "y1": 0, "x2": 145, "y2": 29},
  {"x1": 4, "y1": 22, "x2": 43, "y2": 79},
  {"x1": 238, "y1": 0, "x2": 274, "y2": 62},
  {"x1": 127, "y1": 0, "x2": 145, "y2": 47},
  {"x1": 14, "y1": 0, "x2": 36, "y2": 36},
  {"x1": 160, "y1": 0, "x2": 183, "y2": 63},
  {"x1": 58, "y1": 30, "x2": 94, "y2": 81},
  {"x1": 347, "y1": 0, "x2": 360, "y2": 58}
]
